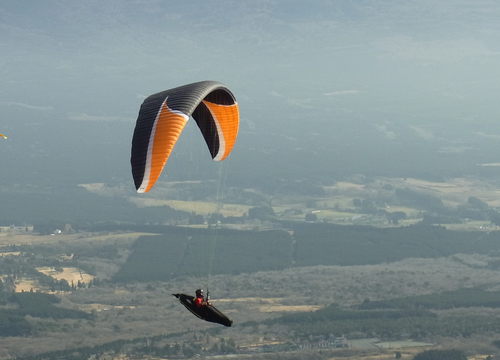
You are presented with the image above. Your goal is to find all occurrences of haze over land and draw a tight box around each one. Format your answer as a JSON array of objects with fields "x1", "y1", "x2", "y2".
[
  {"x1": 3, "y1": 1, "x2": 500, "y2": 360},
  {"x1": 3, "y1": 1, "x2": 500, "y2": 195}
]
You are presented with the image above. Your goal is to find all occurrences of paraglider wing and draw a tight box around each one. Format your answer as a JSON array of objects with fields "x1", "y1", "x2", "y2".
[
  {"x1": 131, "y1": 81, "x2": 239, "y2": 193},
  {"x1": 0, "y1": 134, "x2": 7, "y2": 139},
  {"x1": 173, "y1": 293, "x2": 233, "y2": 327}
]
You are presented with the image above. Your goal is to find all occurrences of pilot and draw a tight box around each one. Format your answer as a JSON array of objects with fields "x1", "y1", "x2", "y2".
[{"x1": 193, "y1": 289, "x2": 209, "y2": 307}]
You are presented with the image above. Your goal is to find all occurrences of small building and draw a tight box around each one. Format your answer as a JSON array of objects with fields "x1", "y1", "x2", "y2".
[{"x1": 0, "y1": 225, "x2": 34, "y2": 233}]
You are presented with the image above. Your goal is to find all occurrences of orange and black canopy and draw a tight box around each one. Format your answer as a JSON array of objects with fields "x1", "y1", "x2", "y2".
[{"x1": 131, "y1": 81, "x2": 239, "y2": 193}]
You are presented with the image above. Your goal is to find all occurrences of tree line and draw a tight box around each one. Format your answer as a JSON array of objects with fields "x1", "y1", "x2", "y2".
[
  {"x1": 111, "y1": 223, "x2": 500, "y2": 282},
  {"x1": 0, "y1": 292, "x2": 92, "y2": 336},
  {"x1": 261, "y1": 287, "x2": 500, "y2": 341}
]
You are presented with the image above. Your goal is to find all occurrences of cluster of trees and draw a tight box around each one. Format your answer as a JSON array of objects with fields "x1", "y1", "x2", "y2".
[
  {"x1": 263, "y1": 288, "x2": 500, "y2": 341},
  {"x1": 358, "y1": 288, "x2": 500, "y2": 310},
  {"x1": 291, "y1": 222, "x2": 500, "y2": 266},
  {"x1": 269, "y1": 307, "x2": 500, "y2": 340},
  {"x1": 0, "y1": 245, "x2": 102, "y2": 294},
  {"x1": 9, "y1": 292, "x2": 91, "y2": 319},
  {"x1": 352, "y1": 185, "x2": 500, "y2": 226},
  {"x1": 413, "y1": 349, "x2": 467, "y2": 360},
  {"x1": 111, "y1": 222, "x2": 500, "y2": 283},
  {"x1": 112, "y1": 228, "x2": 291, "y2": 282},
  {"x1": 140, "y1": 337, "x2": 237, "y2": 358},
  {"x1": 0, "y1": 292, "x2": 92, "y2": 337},
  {"x1": 396, "y1": 190, "x2": 500, "y2": 226},
  {"x1": 0, "y1": 256, "x2": 80, "y2": 294},
  {"x1": 0, "y1": 311, "x2": 32, "y2": 337},
  {"x1": 15, "y1": 331, "x2": 237, "y2": 360},
  {"x1": 14, "y1": 178, "x2": 500, "y2": 232},
  {"x1": 0, "y1": 178, "x2": 286, "y2": 228},
  {"x1": 0, "y1": 185, "x2": 193, "y2": 226}
]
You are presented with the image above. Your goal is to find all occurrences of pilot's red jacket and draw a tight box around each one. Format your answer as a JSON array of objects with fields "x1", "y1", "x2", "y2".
[{"x1": 194, "y1": 296, "x2": 204, "y2": 307}]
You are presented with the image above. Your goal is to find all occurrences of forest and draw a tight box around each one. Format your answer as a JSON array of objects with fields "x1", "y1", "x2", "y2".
[
  {"x1": 111, "y1": 223, "x2": 500, "y2": 282},
  {"x1": 262, "y1": 287, "x2": 500, "y2": 340},
  {"x1": 0, "y1": 292, "x2": 91, "y2": 336}
]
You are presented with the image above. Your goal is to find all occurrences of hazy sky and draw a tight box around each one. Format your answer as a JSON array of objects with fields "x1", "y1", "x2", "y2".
[{"x1": 2, "y1": 0, "x2": 500, "y2": 187}]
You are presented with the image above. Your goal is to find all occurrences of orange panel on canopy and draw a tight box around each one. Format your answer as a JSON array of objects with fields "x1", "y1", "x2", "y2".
[{"x1": 202, "y1": 100, "x2": 239, "y2": 161}]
